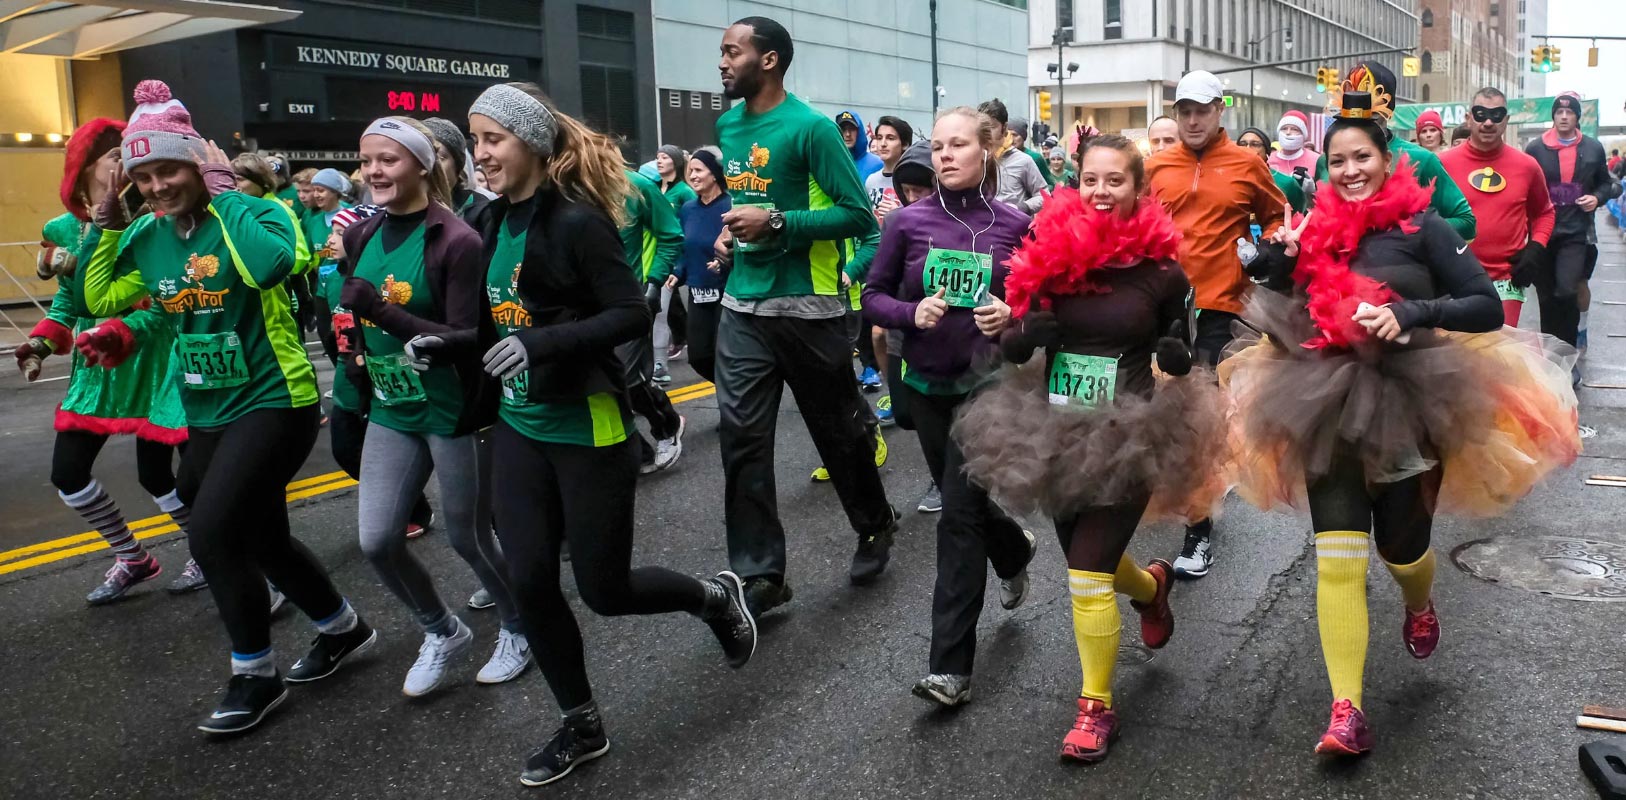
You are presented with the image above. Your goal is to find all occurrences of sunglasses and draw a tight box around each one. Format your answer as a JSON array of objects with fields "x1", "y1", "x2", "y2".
[{"x1": 1470, "y1": 106, "x2": 1508, "y2": 124}]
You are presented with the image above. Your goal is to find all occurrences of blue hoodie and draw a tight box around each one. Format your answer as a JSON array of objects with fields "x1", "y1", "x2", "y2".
[{"x1": 835, "y1": 109, "x2": 885, "y2": 186}]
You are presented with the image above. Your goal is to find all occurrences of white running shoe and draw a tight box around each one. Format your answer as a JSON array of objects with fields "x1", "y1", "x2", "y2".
[
  {"x1": 268, "y1": 582, "x2": 287, "y2": 616},
  {"x1": 467, "y1": 588, "x2": 495, "y2": 610},
  {"x1": 402, "y1": 617, "x2": 474, "y2": 697},
  {"x1": 1000, "y1": 530, "x2": 1037, "y2": 610},
  {"x1": 477, "y1": 629, "x2": 531, "y2": 684},
  {"x1": 651, "y1": 416, "x2": 686, "y2": 472}
]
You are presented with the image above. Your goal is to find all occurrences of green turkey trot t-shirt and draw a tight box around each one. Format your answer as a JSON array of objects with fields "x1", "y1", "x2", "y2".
[
  {"x1": 715, "y1": 92, "x2": 877, "y2": 305},
  {"x1": 352, "y1": 223, "x2": 465, "y2": 436},
  {"x1": 486, "y1": 224, "x2": 630, "y2": 447}
]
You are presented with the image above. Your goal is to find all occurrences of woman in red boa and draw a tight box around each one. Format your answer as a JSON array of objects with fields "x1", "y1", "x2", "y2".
[
  {"x1": 1223, "y1": 106, "x2": 1580, "y2": 757},
  {"x1": 953, "y1": 135, "x2": 1228, "y2": 764}
]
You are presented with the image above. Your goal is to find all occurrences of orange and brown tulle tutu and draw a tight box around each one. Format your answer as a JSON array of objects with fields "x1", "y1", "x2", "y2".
[{"x1": 1218, "y1": 288, "x2": 1580, "y2": 517}]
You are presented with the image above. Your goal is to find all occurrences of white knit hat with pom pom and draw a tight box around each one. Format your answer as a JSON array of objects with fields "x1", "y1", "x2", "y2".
[{"x1": 120, "y1": 79, "x2": 205, "y2": 169}]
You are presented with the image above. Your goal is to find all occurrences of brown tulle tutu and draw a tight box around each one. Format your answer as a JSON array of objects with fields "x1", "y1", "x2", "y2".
[
  {"x1": 1219, "y1": 288, "x2": 1581, "y2": 517},
  {"x1": 952, "y1": 364, "x2": 1230, "y2": 523}
]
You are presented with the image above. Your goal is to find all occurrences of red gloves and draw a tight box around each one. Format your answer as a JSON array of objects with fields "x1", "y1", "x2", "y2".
[
  {"x1": 14, "y1": 337, "x2": 50, "y2": 381},
  {"x1": 75, "y1": 318, "x2": 136, "y2": 368}
]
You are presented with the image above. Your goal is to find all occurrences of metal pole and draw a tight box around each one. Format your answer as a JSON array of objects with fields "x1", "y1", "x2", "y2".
[
  {"x1": 1210, "y1": 46, "x2": 1416, "y2": 74},
  {"x1": 1248, "y1": 66, "x2": 1255, "y2": 128},
  {"x1": 930, "y1": 0, "x2": 940, "y2": 116},
  {"x1": 1056, "y1": 0, "x2": 1065, "y2": 135}
]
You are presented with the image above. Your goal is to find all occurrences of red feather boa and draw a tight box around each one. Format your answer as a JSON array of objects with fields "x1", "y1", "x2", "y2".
[
  {"x1": 1293, "y1": 157, "x2": 1433, "y2": 350},
  {"x1": 1003, "y1": 188, "x2": 1183, "y2": 316}
]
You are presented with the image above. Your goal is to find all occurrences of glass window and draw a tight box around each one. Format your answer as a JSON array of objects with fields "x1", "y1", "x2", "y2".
[
  {"x1": 1060, "y1": 0, "x2": 1074, "y2": 29},
  {"x1": 1105, "y1": 0, "x2": 1123, "y2": 39},
  {"x1": 1422, "y1": 8, "x2": 1433, "y2": 27}
]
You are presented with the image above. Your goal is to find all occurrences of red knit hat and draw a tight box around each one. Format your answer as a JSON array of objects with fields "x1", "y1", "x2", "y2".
[
  {"x1": 1415, "y1": 110, "x2": 1443, "y2": 133},
  {"x1": 121, "y1": 79, "x2": 204, "y2": 169},
  {"x1": 61, "y1": 118, "x2": 126, "y2": 221}
]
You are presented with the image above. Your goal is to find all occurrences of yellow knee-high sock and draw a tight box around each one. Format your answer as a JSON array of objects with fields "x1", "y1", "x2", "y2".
[
  {"x1": 1113, "y1": 553, "x2": 1157, "y2": 604},
  {"x1": 1069, "y1": 569, "x2": 1121, "y2": 707},
  {"x1": 1383, "y1": 549, "x2": 1436, "y2": 612},
  {"x1": 1314, "y1": 531, "x2": 1370, "y2": 709}
]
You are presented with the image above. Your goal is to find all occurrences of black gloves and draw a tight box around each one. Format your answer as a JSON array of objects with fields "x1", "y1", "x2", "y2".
[
  {"x1": 1000, "y1": 309, "x2": 1059, "y2": 364},
  {"x1": 1243, "y1": 241, "x2": 1295, "y2": 291},
  {"x1": 1510, "y1": 241, "x2": 1548, "y2": 289},
  {"x1": 340, "y1": 276, "x2": 383, "y2": 318},
  {"x1": 1155, "y1": 319, "x2": 1193, "y2": 376},
  {"x1": 644, "y1": 282, "x2": 663, "y2": 319}
]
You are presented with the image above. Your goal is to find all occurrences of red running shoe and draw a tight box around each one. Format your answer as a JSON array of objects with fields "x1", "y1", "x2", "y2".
[
  {"x1": 404, "y1": 523, "x2": 426, "y2": 540},
  {"x1": 1129, "y1": 558, "x2": 1175, "y2": 649},
  {"x1": 1403, "y1": 602, "x2": 1440, "y2": 659},
  {"x1": 1059, "y1": 697, "x2": 1119, "y2": 763},
  {"x1": 1314, "y1": 699, "x2": 1373, "y2": 756}
]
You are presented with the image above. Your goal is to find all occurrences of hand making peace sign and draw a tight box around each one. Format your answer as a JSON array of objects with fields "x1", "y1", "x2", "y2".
[{"x1": 1267, "y1": 204, "x2": 1313, "y2": 257}]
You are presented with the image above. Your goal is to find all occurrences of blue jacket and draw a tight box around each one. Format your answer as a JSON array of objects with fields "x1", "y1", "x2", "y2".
[
  {"x1": 836, "y1": 109, "x2": 885, "y2": 186},
  {"x1": 675, "y1": 192, "x2": 732, "y2": 296}
]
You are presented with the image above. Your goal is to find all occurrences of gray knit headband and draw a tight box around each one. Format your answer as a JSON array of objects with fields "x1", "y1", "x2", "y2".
[
  {"x1": 470, "y1": 84, "x2": 557, "y2": 159},
  {"x1": 362, "y1": 118, "x2": 436, "y2": 171}
]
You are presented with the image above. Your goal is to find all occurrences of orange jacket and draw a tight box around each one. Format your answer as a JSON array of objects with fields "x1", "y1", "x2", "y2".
[{"x1": 1146, "y1": 130, "x2": 1286, "y2": 315}]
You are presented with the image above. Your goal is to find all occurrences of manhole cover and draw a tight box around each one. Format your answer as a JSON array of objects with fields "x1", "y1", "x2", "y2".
[{"x1": 1452, "y1": 536, "x2": 1626, "y2": 601}]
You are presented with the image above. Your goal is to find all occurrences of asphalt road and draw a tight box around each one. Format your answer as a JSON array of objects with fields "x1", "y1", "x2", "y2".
[{"x1": 4, "y1": 231, "x2": 1626, "y2": 799}]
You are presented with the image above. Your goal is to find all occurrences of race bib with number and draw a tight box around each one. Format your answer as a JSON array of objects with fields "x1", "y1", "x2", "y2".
[
  {"x1": 923, "y1": 248, "x2": 993, "y2": 308},
  {"x1": 734, "y1": 203, "x2": 776, "y2": 253},
  {"x1": 500, "y1": 370, "x2": 531, "y2": 408},
  {"x1": 177, "y1": 331, "x2": 249, "y2": 390},
  {"x1": 1048, "y1": 353, "x2": 1118, "y2": 409},
  {"x1": 366, "y1": 353, "x2": 427, "y2": 406},
  {"x1": 691, "y1": 287, "x2": 721, "y2": 304},
  {"x1": 1493, "y1": 279, "x2": 1526, "y2": 303}
]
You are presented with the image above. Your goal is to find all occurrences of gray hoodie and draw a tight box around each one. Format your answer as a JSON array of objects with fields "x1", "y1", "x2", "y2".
[{"x1": 996, "y1": 147, "x2": 1046, "y2": 215}]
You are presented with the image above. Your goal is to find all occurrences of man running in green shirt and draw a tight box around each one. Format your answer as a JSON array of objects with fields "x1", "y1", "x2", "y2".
[{"x1": 715, "y1": 16, "x2": 898, "y2": 614}]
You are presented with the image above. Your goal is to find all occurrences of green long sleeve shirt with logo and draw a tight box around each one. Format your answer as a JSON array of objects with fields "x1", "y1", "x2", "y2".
[
  {"x1": 620, "y1": 170, "x2": 683, "y2": 284},
  {"x1": 82, "y1": 191, "x2": 318, "y2": 429},
  {"x1": 716, "y1": 92, "x2": 878, "y2": 302}
]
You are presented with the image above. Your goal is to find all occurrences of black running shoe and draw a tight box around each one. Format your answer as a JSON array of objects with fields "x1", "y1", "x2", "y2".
[
  {"x1": 849, "y1": 512, "x2": 899, "y2": 586},
  {"x1": 702, "y1": 571, "x2": 757, "y2": 668},
  {"x1": 742, "y1": 577, "x2": 794, "y2": 617},
  {"x1": 285, "y1": 620, "x2": 377, "y2": 683},
  {"x1": 520, "y1": 718, "x2": 611, "y2": 787},
  {"x1": 197, "y1": 673, "x2": 288, "y2": 735}
]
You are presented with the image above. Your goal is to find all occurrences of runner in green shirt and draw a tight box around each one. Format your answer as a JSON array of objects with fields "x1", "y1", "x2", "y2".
[
  {"x1": 77, "y1": 78, "x2": 371, "y2": 736},
  {"x1": 618, "y1": 168, "x2": 687, "y2": 467}
]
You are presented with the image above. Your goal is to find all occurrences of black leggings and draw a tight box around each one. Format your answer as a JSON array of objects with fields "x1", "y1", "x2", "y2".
[
  {"x1": 491, "y1": 419, "x2": 705, "y2": 711},
  {"x1": 1306, "y1": 447, "x2": 1438, "y2": 564},
  {"x1": 179, "y1": 405, "x2": 344, "y2": 656},
  {"x1": 329, "y1": 405, "x2": 432, "y2": 525},
  {"x1": 51, "y1": 429, "x2": 177, "y2": 498},
  {"x1": 1055, "y1": 495, "x2": 1150, "y2": 574},
  {"x1": 687, "y1": 300, "x2": 722, "y2": 383}
]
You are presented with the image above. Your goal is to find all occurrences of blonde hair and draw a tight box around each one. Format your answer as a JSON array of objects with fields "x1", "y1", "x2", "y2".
[
  {"x1": 292, "y1": 167, "x2": 318, "y2": 186},
  {"x1": 505, "y1": 82, "x2": 632, "y2": 227},
  {"x1": 933, "y1": 106, "x2": 1002, "y2": 194},
  {"x1": 381, "y1": 116, "x2": 453, "y2": 208}
]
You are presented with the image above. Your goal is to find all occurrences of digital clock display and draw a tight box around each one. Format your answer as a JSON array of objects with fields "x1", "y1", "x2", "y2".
[{"x1": 324, "y1": 77, "x2": 487, "y2": 122}]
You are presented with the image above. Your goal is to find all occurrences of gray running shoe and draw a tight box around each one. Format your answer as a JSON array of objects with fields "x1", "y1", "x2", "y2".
[
  {"x1": 166, "y1": 558, "x2": 208, "y2": 594},
  {"x1": 87, "y1": 556, "x2": 161, "y2": 605}
]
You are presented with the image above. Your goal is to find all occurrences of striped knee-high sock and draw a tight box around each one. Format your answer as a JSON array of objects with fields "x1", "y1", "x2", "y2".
[
  {"x1": 1069, "y1": 569, "x2": 1122, "y2": 707},
  {"x1": 61, "y1": 480, "x2": 146, "y2": 563},
  {"x1": 152, "y1": 490, "x2": 191, "y2": 536},
  {"x1": 1315, "y1": 531, "x2": 1370, "y2": 708}
]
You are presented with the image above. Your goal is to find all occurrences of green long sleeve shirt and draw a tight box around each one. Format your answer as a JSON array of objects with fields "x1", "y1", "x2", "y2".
[
  {"x1": 621, "y1": 170, "x2": 683, "y2": 284},
  {"x1": 716, "y1": 92, "x2": 877, "y2": 302}
]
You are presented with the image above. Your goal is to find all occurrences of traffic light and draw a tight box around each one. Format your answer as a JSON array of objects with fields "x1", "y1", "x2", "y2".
[
  {"x1": 1315, "y1": 67, "x2": 1337, "y2": 93},
  {"x1": 1549, "y1": 45, "x2": 1562, "y2": 72},
  {"x1": 1038, "y1": 91, "x2": 1053, "y2": 123},
  {"x1": 1531, "y1": 45, "x2": 1561, "y2": 73},
  {"x1": 1531, "y1": 46, "x2": 1545, "y2": 72},
  {"x1": 1589, "y1": 46, "x2": 1599, "y2": 67}
]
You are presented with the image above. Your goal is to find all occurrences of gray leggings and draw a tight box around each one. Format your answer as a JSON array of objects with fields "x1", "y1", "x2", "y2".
[{"x1": 358, "y1": 423, "x2": 518, "y2": 633}]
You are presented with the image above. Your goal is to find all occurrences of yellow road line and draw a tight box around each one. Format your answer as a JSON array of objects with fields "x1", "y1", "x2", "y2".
[{"x1": 3, "y1": 381, "x2": 717, "y2": 576}]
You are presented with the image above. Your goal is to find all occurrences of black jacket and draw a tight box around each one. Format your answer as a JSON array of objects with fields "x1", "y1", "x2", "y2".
[
  {"x1": 462, "y1": 186, "x2": 651, "y2": 403},
  {"x1": 1525, "y1": 133, "x2": 1622, "y2": 244},
  {"x1": 339, "y1": 202, "x2": 498, "y2": 435},
  {"x1": 1251, "y1": 210, "x2": 1502, "y2": 334}
]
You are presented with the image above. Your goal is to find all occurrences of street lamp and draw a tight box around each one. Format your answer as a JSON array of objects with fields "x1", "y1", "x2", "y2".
[
  {"x1": 1045, "y1": 60, "x2": 1080, "y2": 135},
  {"x1": 1245, "y1": 27, "x2": 1294, "y2": 128}
]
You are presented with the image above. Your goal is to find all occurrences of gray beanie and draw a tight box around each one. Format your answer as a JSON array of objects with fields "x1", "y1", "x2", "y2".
[
  {"x1": 469, "y1": 83, "x2": 557, "y2": 159},
  {"x1": 422, "y1": 118, "x2": 468, "y2": 175},
  {"x1": 312, "y1": 168, "x2": 350, "y2": 196},
  {"x1": 657, "y1": 144, "x2": 687, "y2": 177}
]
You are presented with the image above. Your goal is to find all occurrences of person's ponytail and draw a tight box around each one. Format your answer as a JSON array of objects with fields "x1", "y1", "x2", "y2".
[{"x1": 500, "y1": 82, "x2": 631, "y2": 227}]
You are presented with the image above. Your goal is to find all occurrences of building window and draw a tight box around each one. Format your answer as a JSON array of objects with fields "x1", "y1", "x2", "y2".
[
  {"x1": 1104, "y1": 0, "x2": 1122, "y2": 39},
  {"x1": 1422, "y1": 84, "x2": 1430, "y2": 102},
  {"x1": 1059, "y1": 0, "x2": 1074, "y2": 30},
  {"x1": 1421, "y1": 8, "x2": 1432, "y2": 27},
  {"x1": 1490, "y1": 3, "x2": 1500, "y2": 16},
  {"x1": 578, "y1": 6, "x2": 639, "y2": 157},
  {"x1": 1421, "y1": 51, "x2": 1432, "y2": 72}
]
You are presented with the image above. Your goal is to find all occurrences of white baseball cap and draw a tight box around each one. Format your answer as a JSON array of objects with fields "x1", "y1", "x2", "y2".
[{"x1": 1174, "y1": 71, "x2": 1226, "y2": 105}]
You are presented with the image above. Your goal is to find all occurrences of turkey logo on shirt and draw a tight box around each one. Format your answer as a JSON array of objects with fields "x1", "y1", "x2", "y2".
[{"x1": 1468, "y1": 166, "x2": 1507, "y2": 194}]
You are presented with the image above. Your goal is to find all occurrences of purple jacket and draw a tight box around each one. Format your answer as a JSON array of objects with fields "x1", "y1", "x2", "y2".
[{"x1": 861, "y1": 185, "x2": 1030, "y2": 383}]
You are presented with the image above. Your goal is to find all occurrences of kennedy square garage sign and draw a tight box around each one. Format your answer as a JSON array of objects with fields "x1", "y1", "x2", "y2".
[{"x1": 265, "y1": 33, "x2": 530, "y2": 83}]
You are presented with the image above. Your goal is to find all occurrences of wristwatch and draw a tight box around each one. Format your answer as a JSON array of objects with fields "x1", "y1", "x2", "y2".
[{"x1": 767, "y1": 210, "x2": 786, "y2": 233}]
